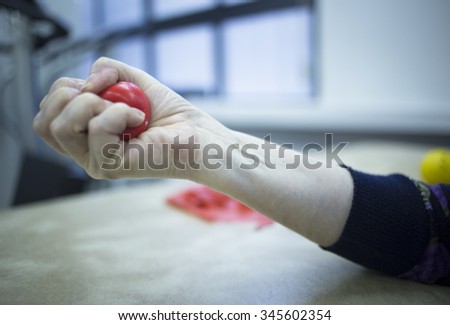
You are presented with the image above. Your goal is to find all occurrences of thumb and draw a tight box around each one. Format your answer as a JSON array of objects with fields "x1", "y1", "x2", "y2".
[{"x1": 81, "y1": 57, "x2": 156, "y2": 94}]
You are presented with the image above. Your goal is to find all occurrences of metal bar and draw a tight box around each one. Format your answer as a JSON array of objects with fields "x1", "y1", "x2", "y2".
[
  {"x1": 151, "y1": 0, "x2": 312, "y2": 31},
  {"x1": 0, "y1": 0, "x2": 48, "y2": 20},
  {"x1": 212, "y1": 20, "x2": 225, "y2": 96},
  {"x1": 309, "y1": 0, "x2": 319, "y2": 98},
  {"x1": 0, "y1": 0, "x2": 68, "y2": 47},
  {"x1": 10, "y1": 12, "x2": 37, "y2": 151},
  {"x1": 143, "y1": 0, "x2": 156, "y2": 76}
]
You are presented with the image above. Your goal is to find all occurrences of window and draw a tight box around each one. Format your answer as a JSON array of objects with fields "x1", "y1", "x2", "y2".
[
  {"x1": 148, "y1": 0, "x2": 314, "y2": 99},
  {"x1": 223, "y1": 8, "x2": 311, "y2": 97},
  {"x1": 155, "y1": 24, "x2": 215, "y2": 96},
  {"x1": 38, "y1": 0, "x2": 314, "y2": 101}
]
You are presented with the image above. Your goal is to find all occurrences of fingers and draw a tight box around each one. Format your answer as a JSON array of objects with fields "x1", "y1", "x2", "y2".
[
  {"x1": 34, "y1": 86, "x2": 81, "y2": 155},
  {"x1": 48, "y1": 93, "x2": 107, "y2": 165},
  {"x1": 35, "y1": 57, "x2": 198, "y2": 180},
  {"x1": 86, "y1": 104, "x2": 146, "y2": 168},
  {"x1": 40, "y1": 77, "x2": 85, "y2": 109},
  {"x1": 80, "y1": 57, "x2": 195, "y2": 125},
  {"x1": 35, "y1": 71, "x2": 147, "y2": 173},
  {"x1": 81, "y1": 57, "x2": 157, "y2": 94},
  {"x1": 48, "y1": 77, "x2": 85, "y2": 98},
  {"x1": 49, "y1": 94, "x2": 145, "y2": 167}
]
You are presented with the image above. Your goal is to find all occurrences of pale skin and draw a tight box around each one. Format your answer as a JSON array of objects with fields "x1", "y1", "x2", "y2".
[{"x1": 33, "y1": 57, "x2": 354, "y2": 247}]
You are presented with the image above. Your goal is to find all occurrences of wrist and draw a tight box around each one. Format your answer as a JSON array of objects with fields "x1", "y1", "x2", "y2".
[
  {"x1": 186, "y1": 116, "x2": 243, "y2": 187},
  {"x1": 188, "y1": 125, "x2": 353, "y2": 246},
  {"x1": 190, "y1": 126, "x2": 268, "y2": 201}
]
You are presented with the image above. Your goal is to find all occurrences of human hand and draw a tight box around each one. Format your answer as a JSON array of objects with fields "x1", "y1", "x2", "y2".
[{"x1": 33, "y1": 57, "x2": 227, "y2": 180}]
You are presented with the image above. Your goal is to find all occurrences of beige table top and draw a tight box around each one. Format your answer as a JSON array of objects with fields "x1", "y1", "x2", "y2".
[{"x1": 1, "y1": 141, "x2": 449, "y2": 304}]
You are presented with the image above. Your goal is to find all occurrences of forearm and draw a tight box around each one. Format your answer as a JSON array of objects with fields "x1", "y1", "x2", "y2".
[
  {"x1": 191, "y1": 126, "x2": 354, "y2": 247},
  {"x1": 190, "y1": 125, "x2": 449, "y2": 285}
]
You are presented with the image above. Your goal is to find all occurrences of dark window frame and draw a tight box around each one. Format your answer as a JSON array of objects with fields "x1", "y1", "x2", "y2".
[
  {"x1": 40, "y1": 0, "x2": 317, "y2": 99},
  {"x1": 120, "y1": 0, "x2": 316, "y2": 97}
]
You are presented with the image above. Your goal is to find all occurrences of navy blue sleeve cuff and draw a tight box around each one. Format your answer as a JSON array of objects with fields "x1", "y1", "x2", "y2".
[{"x1": 323, "y1": 169, "x2": 431, "y2": 276}]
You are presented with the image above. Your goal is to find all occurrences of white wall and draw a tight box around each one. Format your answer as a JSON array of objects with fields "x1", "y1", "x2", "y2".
[
  {"x1": 200, "y1": 0, "x2": 450, "y2": 134},
  {"x1": 318, "y1": 0, "x2": 450, "y2": 112}
]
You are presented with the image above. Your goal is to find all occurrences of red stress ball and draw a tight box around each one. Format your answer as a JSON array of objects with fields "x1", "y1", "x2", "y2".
[{"x1": 99, "y1": 81, "x2": 151, "y2": 140}]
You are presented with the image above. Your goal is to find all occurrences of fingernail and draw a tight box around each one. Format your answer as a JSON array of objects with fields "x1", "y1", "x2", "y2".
[
  {"x1": 81, "y1": 73, "x2": 96, "y2": 92},
  {"x1": 134, "y1": 109, "x2": 145, "y2": 119}
]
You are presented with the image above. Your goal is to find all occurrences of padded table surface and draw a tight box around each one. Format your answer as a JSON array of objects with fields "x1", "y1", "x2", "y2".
[{"x1": 1, "y1": 141, "x2": 449, "y2": 304}]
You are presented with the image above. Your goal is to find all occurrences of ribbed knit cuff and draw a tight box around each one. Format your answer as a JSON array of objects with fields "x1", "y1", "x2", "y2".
[{"x1": 323, "y1": 169, "x2": 431, "y2": 276}]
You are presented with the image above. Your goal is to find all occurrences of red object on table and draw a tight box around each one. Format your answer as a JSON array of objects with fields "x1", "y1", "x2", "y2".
[{"x1": 166, "y1": 185, "x2": 273, "y2": 229}]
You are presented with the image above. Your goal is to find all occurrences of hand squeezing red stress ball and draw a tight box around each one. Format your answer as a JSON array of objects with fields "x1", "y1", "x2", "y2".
[{"x1": 99, "y1": 81, "x2": 151, "y2": 140}]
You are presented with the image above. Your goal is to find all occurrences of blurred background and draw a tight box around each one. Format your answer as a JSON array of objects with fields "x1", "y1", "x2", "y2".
[{"x1": 0, "y1": 0, "x2": 449, "y2": 210}]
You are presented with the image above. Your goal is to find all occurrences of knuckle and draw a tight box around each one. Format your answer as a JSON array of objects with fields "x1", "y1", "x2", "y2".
[
  {"x1": 77, "y1": 92, "x2": 100, "y2": 104},
  {"x1": 54, "y1": 86, "x2": 79, "y2": 103},
  {"x1": 109, "y1": 102, "x2": 128, "y2": 111},
  {"x1": 49, "y1": 77, "x2": 84, "y2": 96},
  {"x1": 55, "y1": 76, "x2": 71, "y2": 86},
  {"x1": 88, "y1": 117, "x2": 103, "y2": 135},
  {"x1": 51, "y1": 77, "x2": 72, "y2": 91},
  {"x1": 49, "y1": 118, "x2": 64, "y2": 137},
  {"x1": 68, "y1": 92, "x2": 102, "y2": 114},
  {"x1": 94, "y1": 56, "x2": 111, "y2": 67}
]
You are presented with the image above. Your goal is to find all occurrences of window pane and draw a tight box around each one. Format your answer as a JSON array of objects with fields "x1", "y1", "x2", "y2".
[
  {"x1": 223, "y1": 8, "x2": 312, "y2": 97},
  {"x1": 103, "y1": 0, "x2": 144, "y2": 28},
  {"x1": 106, "y1": 36, "x2": 147, "y2": 72},
  {"x1": 155, "y1": 25, "x2": 214, "y2": 95},
  {"x1": 153, "y1": 0, "x2": 216, "y2": 19}
]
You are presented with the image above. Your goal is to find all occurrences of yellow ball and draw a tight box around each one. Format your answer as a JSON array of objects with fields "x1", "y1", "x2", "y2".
[{"x1": 421, "y1": 149, "x2": 450, "y2": 184}]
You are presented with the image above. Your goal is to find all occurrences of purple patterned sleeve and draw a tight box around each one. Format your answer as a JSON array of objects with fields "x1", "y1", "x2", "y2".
[
  {"x1": 323, "y1": 169, "x2": 450, "y2": 286},
  {"x1": 399, "y1": 182, "x2": 450, "y2": 285}
]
